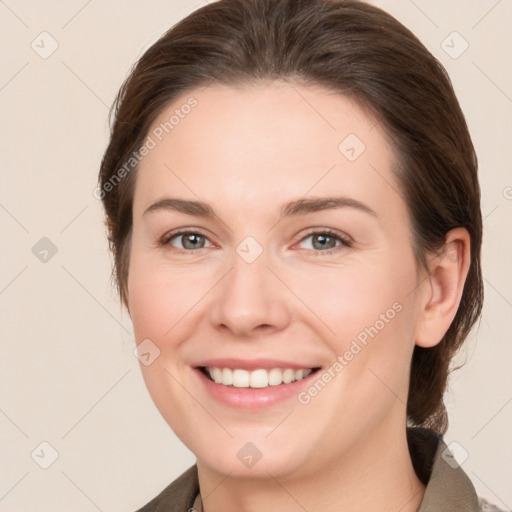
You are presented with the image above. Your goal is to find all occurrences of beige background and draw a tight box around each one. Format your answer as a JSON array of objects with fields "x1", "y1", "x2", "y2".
[{"x1": 0, "y1": 0, "x2": 510, "y2": 510}]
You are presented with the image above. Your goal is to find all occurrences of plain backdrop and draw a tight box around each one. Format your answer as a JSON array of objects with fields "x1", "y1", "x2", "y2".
[{"x1": 0, "y1": 1, "x2": 511, "y2": 511}]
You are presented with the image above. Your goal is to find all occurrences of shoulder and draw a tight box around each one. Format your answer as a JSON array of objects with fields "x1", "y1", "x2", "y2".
[{"x1": 133, "y1": 464, "x2": 199, "y2": 512}]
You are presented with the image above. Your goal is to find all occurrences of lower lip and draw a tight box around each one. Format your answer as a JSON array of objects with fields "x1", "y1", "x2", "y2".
[{"x1": 193, "y1": 368, "x2": 318, "y2": 409}]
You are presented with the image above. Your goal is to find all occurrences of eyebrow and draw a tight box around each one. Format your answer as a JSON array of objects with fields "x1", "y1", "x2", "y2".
[{"x1": 143, "y1": 196, "x2": 377, "y2": 219}]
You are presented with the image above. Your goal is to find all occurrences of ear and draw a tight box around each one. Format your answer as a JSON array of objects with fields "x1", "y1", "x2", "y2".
[{"x1": 414, "y1": 228, "x2": 471, "y2": 348}]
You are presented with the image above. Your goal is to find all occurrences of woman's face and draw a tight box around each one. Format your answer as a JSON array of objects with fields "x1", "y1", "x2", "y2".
[{"x1": 127, "y1": 81, "x2": 425, "y2": 478}]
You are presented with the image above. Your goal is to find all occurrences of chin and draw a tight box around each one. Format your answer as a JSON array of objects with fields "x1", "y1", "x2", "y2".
[
  {"x1": 192, "y1": 433, "x2": 314, "y2": 480},
  {"x1": 198, "y1": 452, "x2": 303, "y2": 480}
]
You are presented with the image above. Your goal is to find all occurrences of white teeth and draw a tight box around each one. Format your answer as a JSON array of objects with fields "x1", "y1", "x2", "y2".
[
  {"x1": 282, "y1": 368, "x2": 295, "y2": 384},
  {"x1": 222, "y1": 368, "x2": 233, "y2": 385},
  {"x1": 268, "y1": 368, "x2": 283, "y2": 386},
  {"x1": 205, "y1": 367, "x2": 314, "y2": 388},
  {"x1": 211, "y1": 367, "x2": 222, "y2": 384},
  {"x1": 250, "y1": 369, "x2": 268, "y2": 388},
  {"x1": 232, "y1": 369, "x2": 250, "y2": 387}
]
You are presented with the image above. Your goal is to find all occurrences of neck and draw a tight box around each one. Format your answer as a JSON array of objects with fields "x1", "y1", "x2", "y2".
[{"x1": 196, "y1": 423, "x2": 426, "y2": 512}]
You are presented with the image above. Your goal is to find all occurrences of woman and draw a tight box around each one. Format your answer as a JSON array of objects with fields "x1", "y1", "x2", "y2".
[{"x1": 98, "y1": 0, "x2": 504, "y2": 510}]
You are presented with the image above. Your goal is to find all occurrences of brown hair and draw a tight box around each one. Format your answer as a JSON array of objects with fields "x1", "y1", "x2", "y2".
[{"x1": 98, "y1": 0, "x2": 483, "y2": 434}]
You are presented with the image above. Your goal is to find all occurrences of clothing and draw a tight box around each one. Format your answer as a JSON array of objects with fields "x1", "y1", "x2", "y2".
[{"x1": 134, "y1": 427, "x2": 505, "y2": 512}]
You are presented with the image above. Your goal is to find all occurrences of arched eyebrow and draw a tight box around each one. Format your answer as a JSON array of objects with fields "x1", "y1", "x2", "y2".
[
  {"x1": 143, "y1": 196, "x2": 377, "y2": 219},
  {"x1": 281, "y1": 196, "x2": 377, "y2": 217}
]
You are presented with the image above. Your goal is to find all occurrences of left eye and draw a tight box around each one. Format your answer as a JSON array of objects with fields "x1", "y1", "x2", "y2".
[{"x1": 296, "y1": 230, "x2": 349, "y2": 253}]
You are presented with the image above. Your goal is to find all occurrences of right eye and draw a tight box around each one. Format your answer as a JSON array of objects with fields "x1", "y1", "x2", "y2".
[{"x1": 160, "y1": 230, "x2": 214, "y2": 253}]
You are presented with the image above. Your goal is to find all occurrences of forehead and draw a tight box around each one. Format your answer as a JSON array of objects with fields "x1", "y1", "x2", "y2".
[{"x1": 133, "y1": 81, "x2": 403, "y2": 220}]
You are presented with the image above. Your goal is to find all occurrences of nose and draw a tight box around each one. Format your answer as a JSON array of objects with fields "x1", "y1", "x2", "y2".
[{"x1": 208, "y1": 247, "x2": 292, "y2": 339}]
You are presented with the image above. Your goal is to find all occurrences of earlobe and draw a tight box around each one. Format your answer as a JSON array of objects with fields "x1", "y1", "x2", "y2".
[{"x1": 414, "y1": 228, "x2": 471, "y2": 348}]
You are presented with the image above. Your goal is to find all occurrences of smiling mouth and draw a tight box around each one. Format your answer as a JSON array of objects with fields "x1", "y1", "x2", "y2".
[{"x1": 198, "y1": 366, "x2": 321, "y2": 388}]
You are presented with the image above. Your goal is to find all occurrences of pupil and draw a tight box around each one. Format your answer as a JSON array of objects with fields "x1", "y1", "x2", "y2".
[
  {"x1": 315, "y1": 234, "x2": 334, "y2": 250},
  {"x1": 185, "y1": 234, "x2": 202, "y2": 249}
]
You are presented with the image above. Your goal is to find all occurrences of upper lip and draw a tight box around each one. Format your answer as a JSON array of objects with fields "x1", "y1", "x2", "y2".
[{"x1": 193, "y1": 358, "x2": 321, "y2": 371}]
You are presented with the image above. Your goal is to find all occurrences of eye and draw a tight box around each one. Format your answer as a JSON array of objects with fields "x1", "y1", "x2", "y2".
[
  {"x1": 295, "y1": 229, "x2": 352, "y2": 255},
  {"x1": 160, "y1": 230, "x2": 214, "y2": 253},
  {"x1": 159, "y1": 228, "x2": 352, "y2": 255}
]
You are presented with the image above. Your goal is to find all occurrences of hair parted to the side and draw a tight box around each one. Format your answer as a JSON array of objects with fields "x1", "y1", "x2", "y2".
[{"x1": 98, "y1": 0, "x2": 483, "y2": 434}]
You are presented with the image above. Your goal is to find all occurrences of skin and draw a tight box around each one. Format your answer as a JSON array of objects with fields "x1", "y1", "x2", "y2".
[{"x1": 126, "y1": 81, "x2": 470, "y2": 512}]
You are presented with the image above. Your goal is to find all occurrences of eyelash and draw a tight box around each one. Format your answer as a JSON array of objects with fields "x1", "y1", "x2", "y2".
[{"x1": 159, "y1": 228, "x2": 353, "y2": 256}]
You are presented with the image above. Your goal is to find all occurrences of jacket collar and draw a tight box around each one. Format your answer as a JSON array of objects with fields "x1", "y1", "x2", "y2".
[{"x1": 410, "y1": 427, "x2": 479, "y2": 511}]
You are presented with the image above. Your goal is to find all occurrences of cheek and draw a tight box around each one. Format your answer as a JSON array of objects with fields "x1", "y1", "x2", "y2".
[
  {"x1": 287, "y1": 255, "x2": 418, "y2": 352},
  {"x1": 292, "y1": 257, "x2": 419, "y2": 416},
  {"x1": 290, "y1": 257, "x2": 418, "y2": 422},
  {"x1": 127, "y1": 252, "x2": 222, "y2": 349},
  {"x1": 127, "y1": 256, "x2": 184, "y2": 342}
]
